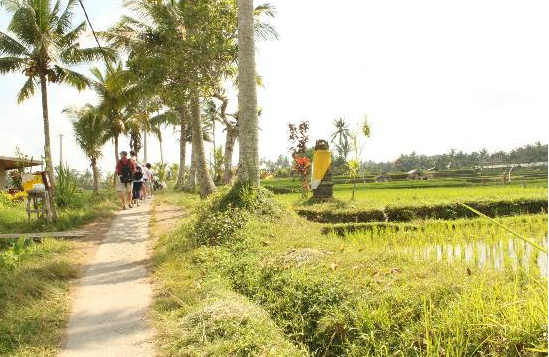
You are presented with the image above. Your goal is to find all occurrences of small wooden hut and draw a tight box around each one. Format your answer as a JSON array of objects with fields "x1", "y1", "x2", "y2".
[{"x1": 0, "y1": 156, "x2": 43, "y2": 189}]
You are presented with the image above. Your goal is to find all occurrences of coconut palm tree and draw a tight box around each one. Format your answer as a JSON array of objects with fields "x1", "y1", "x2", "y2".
[
  {"x1": 330, "y1": 118, "x2": 351, "y2": 160},
  {"x1": 124, "y1": 98, "x2": 159, "y2": 160},
  {"x1": 88, "y1": 63, "x2": 132, "y2": 165},
  {"x1": 148, "y1": 107, "x2": 185, "y2": 188},
  {"x1": 0, "y1": 0, "x2": 114, "y2": 219},
  {"x1": 65, "y1": 104, "x2": 109, "y2": 194},
  {"x1": 237, "y1": 0, "x2": 260, "y2": 186}
]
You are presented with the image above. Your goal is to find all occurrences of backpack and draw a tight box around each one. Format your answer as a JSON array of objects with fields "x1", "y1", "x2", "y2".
[
  {"x1": 133, "y1": 169, "x2": 143, "y2": 181},
  {"x1": 120, "y1": 160, "x2": 133, "y2": 183}
]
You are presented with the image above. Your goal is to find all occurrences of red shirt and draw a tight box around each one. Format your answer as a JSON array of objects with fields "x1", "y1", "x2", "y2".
[{"x1": 115, "y1": 157, "x2": 136, "y2": 175}]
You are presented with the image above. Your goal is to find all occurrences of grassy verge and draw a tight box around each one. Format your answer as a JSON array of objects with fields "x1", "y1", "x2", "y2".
[
  {"x1": 151, "y1": 190, "x2": 306, "y2": 356},
  {"x1": 0, "y1": 238, "x2": 79, "y2": 356},
  {"x1": 159, "y1": 187, "x2": 547, "y2": 356},
  {"x1": 0, "y1": 190, "x2": 118, "y2": 234}
]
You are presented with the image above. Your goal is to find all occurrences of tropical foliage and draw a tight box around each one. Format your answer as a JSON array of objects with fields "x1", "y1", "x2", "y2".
[
  {"x1": 66, "y1": 104, "x2": 109, "y2": 194},
  {"x1": 330, "y1": 118, "x2": 351, "y2": 161},
  {"x1": 0, "y1": 0, "x2": 114, "y2": 219}
]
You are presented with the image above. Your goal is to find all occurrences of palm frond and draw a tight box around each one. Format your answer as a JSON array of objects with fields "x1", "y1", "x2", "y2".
[
  {"x1": 254, "y1": 21, "x2": 278, "y2": 41},
  {"x1": 150, "y1": 110, "x2": 179, "y2": 127},
  {"x1": 8, "y1": 6, "x2": 40, "y2": 46},
  {"x1": 16, "y1": 77, "x2": 37, "y2": 103},
  {"x1": 53, "y1": 66, "x2": 90, "y2": 90},
  {"x1": 88, "y1": 66, "x2": 105, "y2": 84},
  {"x1": 70, "y1": 104, "x2": 109, "y2": 159},
  {"x1": 0, "y1": 56, "x2": 25, "y2": 74},
  {"x1": 59, "y1": 21, "x2": 86, "y2": 46},
  {"x1": 254, "y1": 3, "x2": 276, "y2": 18},
  {"x1": 34, "y1": 0, "x2": 53, "y2": 33},
  {"x1": 0, "y1": 31, "x2": 29, "y2": 56},
  {"x1": 55, "y1": 0, "x2": 78, "y2": 34},
  {"x1": 60, "y1": 45, "x2": 117, "y2": 65},
  {"x1": 0, "y1": 0, "x2": 21, "y2": 12}
]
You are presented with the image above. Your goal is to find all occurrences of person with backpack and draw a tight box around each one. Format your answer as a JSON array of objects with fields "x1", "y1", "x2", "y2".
[
  {"x1": 132, "y1": 165, "x2": 144, "y2": 207},
  {"x1": 115, "y1": 151, "x2": 136, "y2": 210}
]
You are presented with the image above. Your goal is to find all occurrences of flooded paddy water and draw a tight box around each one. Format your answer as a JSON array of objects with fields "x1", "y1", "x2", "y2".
[
  {"x1": 417, "y1": 238, "x2": 548, "y2": 276},
  {"x1": 343, "y1": 214, "x2": 548, "y2": 276}
]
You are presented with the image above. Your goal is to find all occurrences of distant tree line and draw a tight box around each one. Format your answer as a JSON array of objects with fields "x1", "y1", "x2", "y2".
[{"x1": 363, "y1": 142, "x2": 548, "y2": 172}]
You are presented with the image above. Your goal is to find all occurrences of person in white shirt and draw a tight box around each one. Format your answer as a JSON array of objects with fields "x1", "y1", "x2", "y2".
[
  {"x1": 143, "y1": 163, "x2": 154, "y2": 198},
  {"x1": 141, "y1": 164, "x2": 150, "y2": 199}
]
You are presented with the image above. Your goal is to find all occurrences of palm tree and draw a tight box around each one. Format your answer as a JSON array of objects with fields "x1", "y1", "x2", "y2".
[
  {"x1": 124, "y1": 98, "x2": 159, "y2": 160},
  {"x1": 148, "y1": 107, "x2": 185, "y2": 188},
  {"x1": 65, "y1": 105, "x2": 108, "y2": 194},
  {"x1": 330, "y1": 118, "x2": 351, "y2": 160},
  {"x1": 0, "y1": 0, "x2": 113, "y2": 219},
  {"x1": 88, "y1": 63, "x2": 132, "y2": 165},
  {"x1": 237, "y1": 0, "x2": 260, "y2": 186},
  {"x1": 106, "y1": 0, "x2": 242, "y2": 195}
]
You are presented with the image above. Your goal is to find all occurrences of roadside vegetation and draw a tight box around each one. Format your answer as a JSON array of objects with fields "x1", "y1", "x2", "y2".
[
  {"x1": 0, "y1": 190, "x2": 118, "y2": 234},
  {"x1": 0, "y1": 238, "x2": 78, "y2": 356},
  {"x1": 151, "y1": 190, "x2": 306, "y2": 355},
  {"x1": 152, "y1": 186, "x2": 548, "y2": 356}
]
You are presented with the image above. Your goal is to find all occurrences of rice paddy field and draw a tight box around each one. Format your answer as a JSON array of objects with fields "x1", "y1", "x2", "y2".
[
  {"x1": 153, "y1": 178, "x2": 549, "y2": 356},
  {"x1": 274, "y1": 184, "x2": 548, "y2": 208}
]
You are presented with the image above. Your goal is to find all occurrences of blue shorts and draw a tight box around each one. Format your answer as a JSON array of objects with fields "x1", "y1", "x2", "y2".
[{"x1": 132, "y1": 181, "x2": 143, "y2": 199}]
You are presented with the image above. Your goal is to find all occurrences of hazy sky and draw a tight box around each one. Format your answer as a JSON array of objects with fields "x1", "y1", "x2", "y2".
[{"x1": 1, "y1": 0, "x2": 548, "y2": 171}]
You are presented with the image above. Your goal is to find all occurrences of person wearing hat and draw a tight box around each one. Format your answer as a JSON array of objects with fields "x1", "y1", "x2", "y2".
[{"x1": 115, "y1": 150, "x2": 136, "y2": 209}]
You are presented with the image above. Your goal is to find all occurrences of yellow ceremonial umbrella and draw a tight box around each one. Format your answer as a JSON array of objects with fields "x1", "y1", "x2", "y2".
[{"x1": 311, "y1": 149, "x2": 331, "y2": 189}]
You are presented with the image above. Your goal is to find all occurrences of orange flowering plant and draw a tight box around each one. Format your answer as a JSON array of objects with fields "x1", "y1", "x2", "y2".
[{"x1": 288, "y1": 121, "x2": 310, "y2": 199}]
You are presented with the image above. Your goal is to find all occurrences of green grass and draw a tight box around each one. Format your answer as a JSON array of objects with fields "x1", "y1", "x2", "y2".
[
  {"x1": 151, "y1": 190, "x2": 306, "y2": 356},
  {"x1": 156, "y1": 189, "x2": 548, "y2": 356},
  {"x1": 0, "y1": 238, "x2": 78, "y2": 356},
  {"x1": 276, "y1": 184, "x2": 548, "y2": 208},
  {"x1": 0, "y1": 190, "x2": 118, "y2": 234}
]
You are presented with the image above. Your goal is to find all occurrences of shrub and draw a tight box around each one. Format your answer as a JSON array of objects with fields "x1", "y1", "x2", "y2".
[
  {"x1": 54, "y1": 165, "x2": 84, "y2": 208},
  {"x1": 190, "y1": 184, "x2": 283, "y2": 247},
  {"x1": 0, "y1": 192, "x2": 15, "y2": 208},
  {"x1": 190, "y1": 208, "x2": 249, "y2": 246},
  {"x1": 214, "y1": 183, "x2": 278, "y2": 214}
]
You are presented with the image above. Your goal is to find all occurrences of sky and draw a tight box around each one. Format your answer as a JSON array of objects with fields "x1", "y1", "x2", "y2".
[{"x1": 1, "y1": 0, "x2": 548, "y2": 172}]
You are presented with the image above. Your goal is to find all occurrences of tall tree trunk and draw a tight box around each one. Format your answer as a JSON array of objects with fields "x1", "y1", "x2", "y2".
[
  {"x1": 143, "y1": 130, "x2": 148, "y2": 163},
  {"x1": 237, "y1": 0, "x2": 260, "y2": 186},
  {"x1": 91, "y1": 157, "x2": 99, "y2": 195},
  {"x1": 160, "y1": 139, "x2": 164, "y2": 164},
  {"x1": 39, "y1": 74, "x2": 58, "y2": 221},
  {"x1": 190, "y1": 93, "x2": 216, "y2": 197},
  {"x1": 186, "y1": 142, "x2": 196, "y2": 192},
  {"x1": 114, "y1": 134, "x2": 120, "y2": 166},
  {"x1": 222, "y1": 125, "x2": 238, "y2": 184},
  {"x1": 130, "y1": 130, "x2": 141, "y2": 159},
  {"x1": 175, "y1": 108, "x2": 187, "y2": 190}
]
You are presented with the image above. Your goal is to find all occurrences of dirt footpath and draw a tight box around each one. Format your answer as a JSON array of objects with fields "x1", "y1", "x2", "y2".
[{"x1": 59, "y1": 200, "x2": 155, "y2": 357}]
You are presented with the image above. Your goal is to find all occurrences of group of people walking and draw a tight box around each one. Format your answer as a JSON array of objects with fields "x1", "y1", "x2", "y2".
[{"x1": 115, "y1": 150, "x2": 154, "y2": 210}]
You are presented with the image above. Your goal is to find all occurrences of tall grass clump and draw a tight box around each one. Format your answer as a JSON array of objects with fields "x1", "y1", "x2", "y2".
[
  {"x1": 190, "y1": 183, "x2": 282, "y2": 247},
  {"x1": 55, "y1": 165, "x2": 84, "y2": 208}
]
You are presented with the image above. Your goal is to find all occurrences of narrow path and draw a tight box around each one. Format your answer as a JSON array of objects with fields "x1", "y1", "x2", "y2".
[{"x1": 60, "y1": 200, "x2": 155, "y2": 357}]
